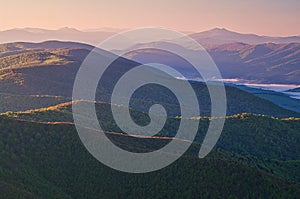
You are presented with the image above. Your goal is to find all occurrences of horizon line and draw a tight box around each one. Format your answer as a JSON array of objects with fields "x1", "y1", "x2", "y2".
[{"x1": 1, "y1": 26, "x2": 299, "y2": 38}]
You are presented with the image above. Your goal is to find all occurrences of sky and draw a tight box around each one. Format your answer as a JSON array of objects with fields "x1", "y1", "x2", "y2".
[{"x1": 0, "y1": 0, "x2": 299, "y2": 36}]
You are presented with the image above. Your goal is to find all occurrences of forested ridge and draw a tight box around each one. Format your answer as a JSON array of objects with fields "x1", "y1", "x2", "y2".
[
  {"x1": 0, "y1": 115, "x2": 300, "y2": 198},
  {"x1": 0, "y1": 101, "x2": 300, "y2": 198}
]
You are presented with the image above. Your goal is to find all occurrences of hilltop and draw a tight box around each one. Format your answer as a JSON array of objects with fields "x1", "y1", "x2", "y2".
[{"x1": 286, "y1": 87, "x2": 300, "y2": 92}]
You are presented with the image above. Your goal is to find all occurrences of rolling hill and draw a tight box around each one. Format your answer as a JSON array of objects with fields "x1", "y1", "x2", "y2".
[
  {"x1": 0, "y1": 102, "x2": 300, "y2": 198},
  {"x1": 286, "y1": 87, "x2": 300, "y2": 92},
  {"x1": 0, "y1": 41, "x2": 299, "y2": 118},
  {"x1": 124, "y1": 42, "x2": 300, "y2": 84},
  {"x1": 0, "y1": 93, "x2": 69, "y2": 113},
  {"x1": 5, "y1": 101, "x2": 300, "y2": 161},
  {"x1": 208, "y1": 42, "x2": 300, "y2": 84},
  {"x1": 227, "y1": 83, "x2": 300, "y2": 113}
]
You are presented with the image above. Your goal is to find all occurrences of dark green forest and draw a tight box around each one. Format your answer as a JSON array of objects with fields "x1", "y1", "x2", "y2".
[
  {"x1": 0, "y1": 115, "x2": 300, "y2": 198},
  {"x1": 0, "y1": 101, "x2": 300, "y2": 198}
]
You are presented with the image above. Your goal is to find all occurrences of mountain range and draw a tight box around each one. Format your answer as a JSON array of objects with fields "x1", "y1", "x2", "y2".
[
  {"x1": 0, "y1": 41, "x2": 299, "y2": 118},
  {"x1": 1, "y1": 27, "x2": 299, "y2": 84},
  {"x1": 0, "y1": 27, "x2": 115, "y2": 45},
  {"x1": 1, "y1": 27, "x2": 300, "y2": 46},
  {"x1": 190, "y1": 28, "x2": 300, "y2": 45},
  {"x1": 124, "y1": 42, "x2": 300, "y2": 84}
]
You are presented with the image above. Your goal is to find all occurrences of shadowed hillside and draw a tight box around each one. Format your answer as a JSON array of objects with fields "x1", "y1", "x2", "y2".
[
  {"x1": 3, "y1": 100, "x2": 300, "y2": 184},
  {"x1": 0, "y1": 41, "x2": 299, "y2": 117},
  {"x1": 0, "y1": 114, "x2": 299, "y2": 198},
  {"x1": 123, "y1": 42, "x2": 300, "y2": 84}
]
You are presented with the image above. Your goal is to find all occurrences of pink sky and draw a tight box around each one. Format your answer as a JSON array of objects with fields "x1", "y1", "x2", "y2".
[{"x1": 1, "y1": 0, "x2": 299, "y2": 36}]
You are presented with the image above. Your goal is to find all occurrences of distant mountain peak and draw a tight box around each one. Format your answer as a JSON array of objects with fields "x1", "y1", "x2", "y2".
[
  {"x1": 190, "y1": 28, "x2": 300, "y2": 45},
  {"x1": 1, "y1": 27, "x2": 300, "y2": 46},
  {"x1": 196, "y1": 28, "x2": 243, "y2": 38},
  {"x1": 57, "y1": 27, "x2": 81, "y2": 32},
  {"x1": 206, "y1": 27, "x2": 237, "y2": 34},
  {"x1": 58, "y1": 27, "x2": 77, "y2": 30},
  {"x1": 210, "y1": 27, "x2": 230, "y2": 32}
]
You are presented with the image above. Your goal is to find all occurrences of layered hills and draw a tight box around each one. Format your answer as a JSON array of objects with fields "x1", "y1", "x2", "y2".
[
  {"x1": 0, "y1": 41, "x2": 299, "y2": 117},
  {"x1": 0, "y1": 101, "x2": 300, "y2": 198},
  {"x1": 125, "y1": 42, "x2": 300, "y2": 84},
  {"x1": 1, "y1": 27, "x2": 300, "y2": 46},
  {"x1": 0, "y1": 40, "x2": 299, "y2": 198}
]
